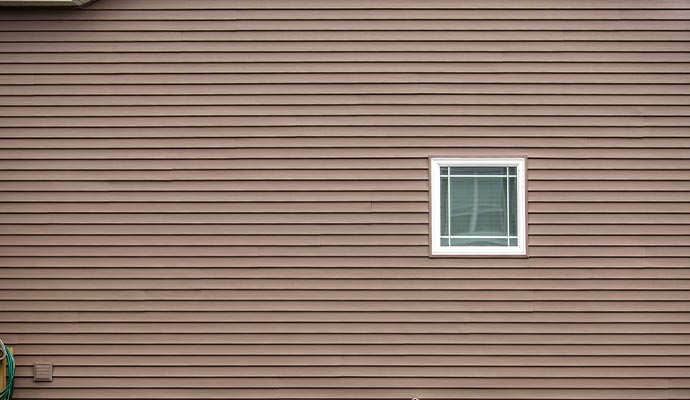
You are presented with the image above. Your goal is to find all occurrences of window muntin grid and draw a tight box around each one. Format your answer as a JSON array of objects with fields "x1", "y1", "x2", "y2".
[
  {"x1": 440, "y1": 166, "x2": 517, "y2": 247},
  {"x1": 430, "y1": 158, "x2": 526, "y2": 256}
]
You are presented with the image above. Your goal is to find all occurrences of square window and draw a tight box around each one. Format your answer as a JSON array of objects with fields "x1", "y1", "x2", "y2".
[{"x1": 430, "y1": 158, "x2": 527, "y2": 256}]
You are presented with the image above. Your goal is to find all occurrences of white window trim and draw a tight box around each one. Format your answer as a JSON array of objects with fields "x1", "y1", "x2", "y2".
[{"x1": 430, "y1": 157, "x2": 527, "y2": 256}]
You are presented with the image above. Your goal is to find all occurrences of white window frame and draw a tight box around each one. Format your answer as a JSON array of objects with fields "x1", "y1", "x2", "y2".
[{"x1": 430, "y1": 157, "x2": 527, "y2": 256}]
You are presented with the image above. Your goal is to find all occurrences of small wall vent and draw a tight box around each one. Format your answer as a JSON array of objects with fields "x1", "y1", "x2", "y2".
[{"x1": 33, "y1": 362, "x2": 53, "y2": 382}]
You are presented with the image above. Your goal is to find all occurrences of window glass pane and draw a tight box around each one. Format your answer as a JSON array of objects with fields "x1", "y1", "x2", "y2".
[
  {"x1": 449, "y1": 176, "x2": 508, "y2": 237},
  {"x1": 508, "y1": 167, "x2": 517, "y2": 175},
  {"x1": 509, "y1": 238, "x2": 518, "y2": 246},
  {"x1": 509, "y1": 176, "x2": 518, "y2": 237},
  {"x1": 448, "y1": 176, "x2": 473, "y2": 237},
  {"x1": 440, "y1": 166, "x2": 449, "y2": 175},
  {"x1": 449, "y1": 167, "x2": 506, "y2": 176},
  {"x1": 440, "y1": 176, "x2": 448, "y2": 239},
  {"x1": 475, "y1": 176, "x2": 508, "y2": 236}
]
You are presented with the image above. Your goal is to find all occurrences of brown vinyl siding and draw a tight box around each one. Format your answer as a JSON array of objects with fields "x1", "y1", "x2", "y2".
[{"x1": 1, "y1": 0, "x2": 690, "y2": 398}]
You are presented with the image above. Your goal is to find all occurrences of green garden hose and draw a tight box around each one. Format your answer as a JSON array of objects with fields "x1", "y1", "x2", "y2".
[{"x1": 0, "y1": 339, "x2": 14, "y2": 400}]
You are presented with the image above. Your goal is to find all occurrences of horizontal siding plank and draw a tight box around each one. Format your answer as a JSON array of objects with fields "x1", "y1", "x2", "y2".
[
  {"x1": 4, "y1": 42, "x2": 690, "y2": 53},
  {"x1": 6, "y1": 322, "x2": 690, "y2": 335},
  {"x1": 2, "y1": 234, "x2": 689, "y2": 246},
  {"x1": 529, "y1": 192, "x2": 690, "y2": 201},
  {"x1": 528, "y1": 204, "x2": 690, "y2": 214},
  {"x1": 0, "y1": 157, "x2": 430, "y2": 168},
  {"x1": 0, "y1": 194, "x2": 434, "y2": 205},
  {"x1": 7, "y1": 300, "x2": 690, "y2": 314},
  {"x1": 8, "y1": 333, "x2": 690, "y2": 345},
  {"x1": 5, "y1": 289, "x2": 690, "y2": 301},
  {"x1": 83, "y1": 0, "x2": 690, "y2": 10},
  {"x1": 0, "y1": 181, "x2": 433, "y2": 191},
  {"x1": 1, "y1": 213, "x2": 690, "y2": 224},
  {"x1": 11, "y1": 376, "x2": 690, "y2": 390},
  {"x1": 17, "y1": 344, "x2": 688, "y2": 357},
  {"x1": 10, "y1": 352, "x2": 688, "y2": 368},
  {"x1": 0, "y1": 191, "x2": 688, "y2": 203},
  {"x1": 2, "y1": 267, "x2": 690, "y2": 279},
  {"x1": 0, "y1": 202, "x2": 388, "y2": 213},
  {"x1": 3, "y1": 127, "x2": 690, "y2": 139},
  {"x1": 0, "y1": 223, "x2": 428, "y2": 235},
  {"x1": 6, "y1": 52, "x2": 690, "y2": 64},
  {"x1": 1, "y1": 222, "x2": 688, "y2": 235},
  {"x1": 3, "y1": 94, "x2": 690, "y2": 107},
  {"x1": 1, "y1": 230, "x2": 690, "y2": 243},
  {"x1": 1, "y1": 169, "x2": 689, "y2": 181},
  {"x1": 6, "y1": 9, "x2": 690, "y2": 21},
  {"x1": 1, "y1": 137, "x2": 689, "y2": 149},
  {"x1": 0, "y1": 157, "x2": 688, "y2": 169},
  {"x1": 3, "y1": 20, "x2": 690, "y2": 31},
  {"x1": 4, "y1": 300, "x2": 690, "y2": 313},
  {"x1": 12, "y1": 365, "x2": 690, "y2": 378},
  {"x1": 4, "y1": 83, "x2": 690, "y2": 97},
  {"x1": 0, "y1": 213, "x2": 434, "y2": 224},
  {"x1": 5, "y1": 104, "x2": 690, "y2": 117},
  {"x1": 0, "y1": 256, "x2": 687, "y2": 268},
  {"x1": 0, "y1": 148, "x2": 689, "y2": 159},
  {"x1": 2, "y1": 180, "x2": 690, "y2": 191},
  {"x1": 0, "y1": 235, "x2": 427, "y2": 246},
  {"x1": 530, "y1": 224, "x2": 690, "y2": 235},
  {"x1": 6, "y1": 64, "x2": 690, "y2": 77},
  {"x1": 3, "y1": 267, "x2": 690, "y2": 279},
  {"x1": 2, "y1": 278, "x2": 690, "y2": 290},
  {"x1": 5, "y1": 32, "x2": 690, "y2": 44},
  {"x1": 10, "y1": 388, "x2": 690, "y2": 400},
  {"x1": 4, "y1": 312, "x2": 690, "y2": 324},
  {"x1": 5, "y1": 116, "x2": 690, "y2": 128},
  {"x1": 0, "y1": 192, "x2": 429, "y2": 203}
]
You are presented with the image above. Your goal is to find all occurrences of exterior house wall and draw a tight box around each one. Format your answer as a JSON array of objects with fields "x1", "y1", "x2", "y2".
[{"x1": 0, "y1": 0, "x2": 689, "y2": 398}]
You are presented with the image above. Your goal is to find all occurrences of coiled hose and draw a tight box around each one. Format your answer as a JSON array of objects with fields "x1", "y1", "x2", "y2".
[{"x1": 0, "y1": 339, "x2": 14, "y2": 400}]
